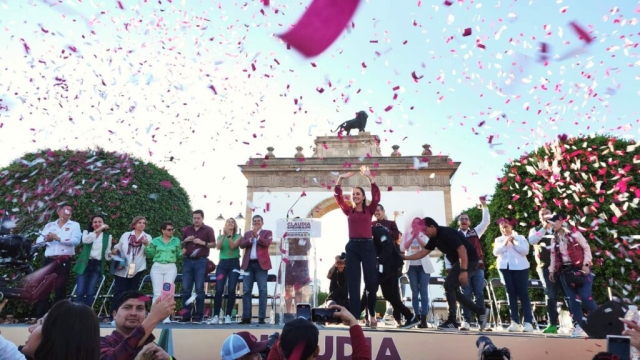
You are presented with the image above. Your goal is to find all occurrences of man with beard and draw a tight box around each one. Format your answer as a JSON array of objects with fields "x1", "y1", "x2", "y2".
[{"x1": 100, "y1": 291, "x2": 176, "y2": 360}]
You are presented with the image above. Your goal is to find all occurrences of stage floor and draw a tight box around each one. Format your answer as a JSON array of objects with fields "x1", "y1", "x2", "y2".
[{"x1": 0, "y1": 322, "x2": 610, "y2": 360}]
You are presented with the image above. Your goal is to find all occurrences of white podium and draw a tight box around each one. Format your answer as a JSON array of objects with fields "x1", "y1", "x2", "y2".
[{"x1": 274, "y1": 218, "x2": 322, "y2": 325}]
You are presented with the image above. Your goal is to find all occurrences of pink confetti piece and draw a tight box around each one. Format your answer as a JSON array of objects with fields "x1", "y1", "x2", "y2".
[
  {"x1": 159, "y1": 180, "x2": 173, "y2": 189},
  {"x1": 568, "y1": 21, "x2": 593, "y2": 44},
  {"x1": 411, "y1": 71, "x2": 423, "y2": 81},
  {"x1": 278, "y1": 0, "x2": 362, "y2": 57},
  {"x1": 384, "y1": 105, "x2": 393, "y2": 112},
  {"x1": 116, "y1": 0, "x2": 124, "y2": 10},
  {"x1": 463, "y1": 28, "x2": 472, "y2": 37},
  {"x1": 444, "y1": 0, "x2": 453, "y2": 5}
]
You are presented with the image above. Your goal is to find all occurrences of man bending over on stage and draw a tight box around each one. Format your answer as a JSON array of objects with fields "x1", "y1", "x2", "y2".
[
  {"x1": 101, "y1": 291, "x2": 176, "y2": 360},
  {"x1": 267, "y1": 305, "x2": 370, "y2": 360},
  {"x1": 402, "y1": 217, "x2": 489, "y2": 331}
]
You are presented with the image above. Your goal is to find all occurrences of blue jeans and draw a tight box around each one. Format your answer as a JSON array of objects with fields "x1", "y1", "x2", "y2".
[
  {"x1": 76, "y1": 259, "x2": 102, "y2": 307},
  {"x1": 345, "y1": 240, "x2": 378, "y2": 319},
  {"x1": 461, "y1": 269, "x2": 485, "y2": 323},
  {"x1": 213, "y1": 258, "x2": 241, "y2": 318},
  {"x1": 445, "y1": 261, "x2": 483, "y2": 322},
  {"x1": 559, "y1": 271, "x2": 597, "y2": 325},
  {"x1": 537, "y1": 265, "x2": 566, "y2": 326},
  {"x1": 242, "y1": 261, "x2": 268, "y2": 319},
  {"x1": 500, "y1": 268, "x2": 533, "y2": 324},
  {"x1": 181, "y1": 257, "x2": 207, "y2": 320},
  {"x1": 407, "y1": 265, "x2": 430, "y2": 316}
]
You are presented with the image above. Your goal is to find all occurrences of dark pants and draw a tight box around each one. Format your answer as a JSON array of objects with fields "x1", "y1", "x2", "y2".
[
  {"x1": 111, "y1": 271, "x2": 144, "y2": 317},
  {"x1": 75, "y1": 259, "x2": 102, "y2": 307},
  {"x1": 461, "y1": 269, "x2": 485, "y2": 323},
  {"x1": 380, "y1": 274, "x2": 413, "y2": 322},
  {"x1": 213, "y1": 258, "x2": 241, "y2": 318},
  {"x1": 181, "y1": 257, "x2": 208, "y2": 320},
  {"x1": 500, "y1": 268, "x2": 533, "y2": 324},
  {"x1": 537, "y1": 265, "x2": 567, "y2": 325},
  {"x1": 559, "y1": 271, "x2": 598, "y2": 325},
  {"x1": 345, "y1": 239, "x2": 378, "y2": 319},
  {"x1": 242, "y1": 260, "x2": 268, "y2": 319},
  {"x1": 445, "y1": 261, "x2": 484, "y2": 322},
  {"x1": 35, "y1": 257, "x2": 71, "y2": 318}
]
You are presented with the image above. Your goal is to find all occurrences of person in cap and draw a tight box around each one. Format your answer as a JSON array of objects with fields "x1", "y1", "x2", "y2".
[
  {"x1": 267, "y1": 305, "x2": 370, "y2": 360},
  {"x1": 221, "y1": 332, "x2": 268, "y2": 360},
  {"x1": 547, "y1": 213, "x2": 596, "y2": 338}
]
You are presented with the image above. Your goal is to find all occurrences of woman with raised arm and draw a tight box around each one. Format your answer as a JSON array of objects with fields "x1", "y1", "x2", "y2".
[{"x1": 334, "y1": 165, "x2": 380, "y2": 328}]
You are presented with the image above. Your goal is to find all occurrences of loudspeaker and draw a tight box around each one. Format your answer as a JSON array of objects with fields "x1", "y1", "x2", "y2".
[{"x1": 580, "y1": 300, "x2": 629, "y2": 339}]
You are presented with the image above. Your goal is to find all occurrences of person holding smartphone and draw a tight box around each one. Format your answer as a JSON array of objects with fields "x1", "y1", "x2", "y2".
[{"x1": 145, "y1": 221, "x2": 181, "y2": 324}]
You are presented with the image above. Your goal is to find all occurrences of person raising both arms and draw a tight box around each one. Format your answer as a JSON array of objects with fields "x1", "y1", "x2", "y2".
[{"x1": 334, "y1": 165, "x2": 380, "y2": 328}]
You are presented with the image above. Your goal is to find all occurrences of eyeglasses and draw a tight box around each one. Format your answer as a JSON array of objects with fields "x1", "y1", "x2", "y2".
[{"x1": 165, "y1": 228, "x2": 175, "y2": 231}]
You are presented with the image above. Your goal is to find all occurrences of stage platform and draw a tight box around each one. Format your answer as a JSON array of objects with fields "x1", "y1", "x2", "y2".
[{"x1": 0, "y1": 322, "x2": 609, "y2": 360}]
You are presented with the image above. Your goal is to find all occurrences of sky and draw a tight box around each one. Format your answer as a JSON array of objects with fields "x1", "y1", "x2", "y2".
[{"x1": 1, "y1": 0, "x2": 639, "y2": 289}]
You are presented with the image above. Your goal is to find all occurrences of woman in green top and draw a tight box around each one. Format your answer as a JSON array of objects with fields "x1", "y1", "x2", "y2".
[
  {"x1": 145, "y1": 221, "x2": 182, "y2": 324},
  {"x1": 211, "y1": 217, "x2": 242, "y2": 324}
]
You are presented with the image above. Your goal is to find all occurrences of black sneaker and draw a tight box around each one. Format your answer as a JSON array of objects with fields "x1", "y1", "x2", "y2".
[
  {"x1": 258, "y1": 318, "x2": 266, "y2": 324},
  {"x1": 239, "y1": 318, "x2": 252, "y2": 324},
  {"x1": 478, "y1": 308, "x2": 490, "y2": 331},
  {"x1": 400, "y1": 316, "x2": 420, "y2": 329},
  {"x1": 437, "y1": 320, "x2": 457, "y2": 331}
]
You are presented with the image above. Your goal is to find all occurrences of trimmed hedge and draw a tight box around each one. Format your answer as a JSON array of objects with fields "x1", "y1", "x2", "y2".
[{"x1": 0, "y1": 148, "x2": 193, "y2": 317}]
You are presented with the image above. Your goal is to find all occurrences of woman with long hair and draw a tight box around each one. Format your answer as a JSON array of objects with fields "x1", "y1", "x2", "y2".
[
  {"x1": 334, "y1": 165, "x2": 380, "y2": 327},
  {"x1": 110, "y1": 216, "x2": 151, "y2": 316},
  {"x1": 73, "y1": 214, "x2": 113, "y2": 308},
  {"x1": 211, "y1": 217, "x2": 242, "y2": 324},
  {"x1": 401, "y1": 216, "x2": 435, "y2": 329},
  {"x1": 548, "y1": 214, "x2": 597, "y2": 338},
  {"x1": 21, "y1": 300, "x2": 100, "y2": 360},
  {"x1": 493, "y1": 217, "x2": 534, "y2": 332},
  {"x1": 145, "y1": 221, "x2": 181, "y2": 324}
]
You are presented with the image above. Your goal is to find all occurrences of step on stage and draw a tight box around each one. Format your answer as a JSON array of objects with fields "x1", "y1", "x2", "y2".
[{"x1": 0, "y1": 323, "x2": 608, "y2": 360}]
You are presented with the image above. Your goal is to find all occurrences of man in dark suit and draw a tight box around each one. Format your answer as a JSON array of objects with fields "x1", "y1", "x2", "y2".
[{"x1": 239, "y1": 215, "x2": 273, "y2": 324}]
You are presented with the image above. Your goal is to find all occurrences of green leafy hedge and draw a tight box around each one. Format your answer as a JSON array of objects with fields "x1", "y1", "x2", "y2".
[
  {"x1": 449, "y1": 134, "x2": 638, "y2": 323},
  {"x1": 0, "y1": 148, "x2": 193, "y2": 317}
]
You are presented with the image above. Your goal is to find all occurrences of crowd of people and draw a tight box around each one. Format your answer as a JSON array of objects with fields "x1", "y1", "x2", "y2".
[{"x1": 0, "y1": 166, "x2": 632, "y2": 359}]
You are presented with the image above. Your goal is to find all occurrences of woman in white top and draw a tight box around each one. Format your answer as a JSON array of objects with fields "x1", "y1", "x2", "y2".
[
  {"x1": 110, "y1": 216, "x2": 151, "y2": 315},
  {"x1": 493, "y1": 217, "x2": 534, "y2": 332},
  {"x1": 400, "y1": 217, "x2": 435, "y2": 328},
  {"x1": 73, "y1": 215, "x2": 114, "y2": 307}
]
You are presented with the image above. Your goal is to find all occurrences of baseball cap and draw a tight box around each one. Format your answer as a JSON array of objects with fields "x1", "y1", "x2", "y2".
[
  {"x1": 221, "y1": 331, "x2": 268, "y2": 360},
  {"x1": 546, "y1": 214, "x2": 566, "y2": 223}
]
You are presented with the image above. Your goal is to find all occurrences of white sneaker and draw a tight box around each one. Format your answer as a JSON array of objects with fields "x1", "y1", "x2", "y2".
[
  {"x1": 459, "y1": 321, "x2": 470, "y2": 330},
  {"x1": 522, "y1": 322, "x2": 535, "y2": 332},
  {"x1": 209, "y1": 315, "x2": 219, "y2": 325},
  {"x1": 507, "y1": 322, "x2": 521, "y2": 332},
  {"x1": 162, "y1": 318, "x2": 171, "y2": 324},
  {"x1": 224, "y1": 315, "x2": 232, "y2": 324},
  {"x1": 185, "y1": 293, "x2": 197, "y2": 305},
  {"x1": 571, "y1": 325, "x2": 588, "y2": 338}
]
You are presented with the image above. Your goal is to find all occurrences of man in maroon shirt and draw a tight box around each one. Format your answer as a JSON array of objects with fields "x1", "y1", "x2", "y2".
[
  {"x1": 179, "y1": 210, "x2": 216, "y2": 323},
  {"x1": 100, "y1": 291, "x2": 176, "y2": 360},
  {"x1": 267, "y1": 305, "x2": 371, "y2": 360}
]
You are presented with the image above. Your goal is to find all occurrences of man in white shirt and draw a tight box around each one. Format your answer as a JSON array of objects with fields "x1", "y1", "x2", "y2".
[
  {"x1": 34, "y1": 204, "x2": 81, "y2": 318},
  {"x1": 457, "y1": 197, "x2": 490, "y2": 331}
]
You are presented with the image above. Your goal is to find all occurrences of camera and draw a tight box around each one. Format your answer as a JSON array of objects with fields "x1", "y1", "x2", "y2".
[
  {"x1": 477, "y1": 336, "x2": 510, "y2": 360},
  {"x1": 311, "y1": 307, "x2": 342, "y2": 324},
  {"x1": 259, "y1": 332, "x2": 280, "y2": 360},
  {"x1": 339, "y1": 252, "x2": 346, "y2": 260}
]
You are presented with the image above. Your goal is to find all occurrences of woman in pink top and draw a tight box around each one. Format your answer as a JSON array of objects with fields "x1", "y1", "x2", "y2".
[{"x1": 334, "y1": 165, "x2": 380, "y2": 327}]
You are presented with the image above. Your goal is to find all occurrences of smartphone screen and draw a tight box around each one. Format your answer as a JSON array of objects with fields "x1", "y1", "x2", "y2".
[
  {"x1": 296, "y1": 303, "x2": 311, "y2": 321},
  {"x1": 607, "y1": 335, "x2": 631, "y2": 360},
  {"x1": 160, "y1": 282, "x2": 175, "y2": 301},
  {"x1": 311, "y1": 308, "x2": 342, "y2": 324}
]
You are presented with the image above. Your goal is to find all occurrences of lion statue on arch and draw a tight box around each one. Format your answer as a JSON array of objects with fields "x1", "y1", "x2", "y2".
[{"x1": 332, "y1": 110, "x2": 368, "y2": 135}]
